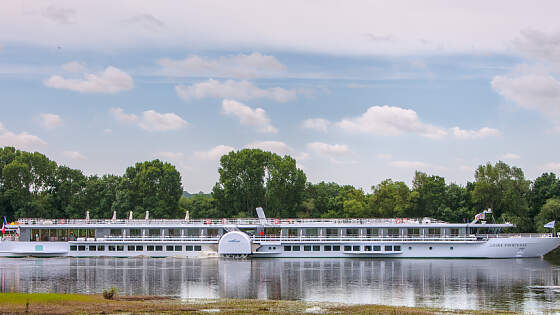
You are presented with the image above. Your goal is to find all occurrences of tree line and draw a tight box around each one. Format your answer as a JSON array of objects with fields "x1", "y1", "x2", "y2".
[
  {"x1": 2, "y1": 146, "x2": 560, "y2": 232},
  {"x1": 0, "y1": 147, "x2": 183, "y2": 221}
]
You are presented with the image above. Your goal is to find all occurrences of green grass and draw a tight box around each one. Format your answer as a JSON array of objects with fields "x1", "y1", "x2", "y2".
[
  {"x1": 0, "y1": 292, "x2": 99, "y2": 304},
  {"x1": 0, "y1": 293, "x2": 519, "y2": 314}
]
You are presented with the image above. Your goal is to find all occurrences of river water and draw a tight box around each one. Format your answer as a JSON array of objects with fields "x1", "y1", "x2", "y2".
[{"x1": 1, "y1": 257, "x2": 560, "y2": 313}]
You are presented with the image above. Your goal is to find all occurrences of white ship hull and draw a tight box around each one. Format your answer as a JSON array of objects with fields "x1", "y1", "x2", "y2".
[
  {"x1": 3, "y1": 215, "x2": 559, "y2": 259},
  {"x1": 2, "y1": 236, "x2": 559, "y2": 259}
]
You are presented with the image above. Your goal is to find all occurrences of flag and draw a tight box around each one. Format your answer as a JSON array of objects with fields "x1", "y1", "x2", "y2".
[
  {"x1": 544, "y1": 221, "x2": 556, "y2": 229},
  {"x1": 1, "y1": 217, "x2": 6, "y2": 235},
  {"x1": 475, "y1": 212, "x2": 486, "y2": 221}
]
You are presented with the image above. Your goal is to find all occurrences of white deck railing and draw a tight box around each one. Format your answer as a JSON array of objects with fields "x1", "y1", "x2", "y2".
[
  {"x1": 17, "y1": 217, "x2": 458, "y2": 226},
  {"x1": 66, "y1": 233, "x2": 554, "y2": 243}
]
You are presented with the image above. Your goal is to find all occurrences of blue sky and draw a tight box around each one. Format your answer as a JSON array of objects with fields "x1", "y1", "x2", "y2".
[{"x1": 2, "y1": 1, "x2": 560, "y2": 192}]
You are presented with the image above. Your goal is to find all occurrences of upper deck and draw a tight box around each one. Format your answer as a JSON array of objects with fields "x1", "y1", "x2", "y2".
[{"x1": 15, "y1": 217, "x2": 514, "y2": 229}]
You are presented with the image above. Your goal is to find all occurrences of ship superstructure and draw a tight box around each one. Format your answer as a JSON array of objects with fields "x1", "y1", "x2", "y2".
[{"x1": 1, "y1": 209, "x2": 558, "y2": 258}]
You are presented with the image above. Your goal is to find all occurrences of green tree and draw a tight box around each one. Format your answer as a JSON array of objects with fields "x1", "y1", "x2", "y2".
[
  {"x1": 83, "y1": 175, "x2": 121, "y2": 219},
  {"x1": 369, "y1": 179, "x2": 410, "y2": 218},
  {"x1": 439, "y1": 183, "x2": 475, "y2": 223},
  {"x1": 213, "y1": 149, "x2": 269, "y2": 217},
  {"x1": 408, "y1": 171, "x2": 446, "y2": 218},
  {"x1": 50, "y1": 166, "x2": 87, "y2": 219},
  {"x1": 472, "y1": 161, "x2": 531, "y2": 231},
  {"x1": 0, "y1": 147, "x2": 59, "y2": 220},
  {"x1": 535, "y1": 198, "x2": 560, "y2": 233},
  {"x1": 179, "y1": 194, "x2": 218, "y2": 218},
  {"x1": 212, "y1": 149, "x2": 306, "y2": 218},
  {"x1": 529, "y1": 173, "x2": 560, "y2": 221},
  {"x1": 265, "y1": 154, "x2": 307, "y2": 217},
  {"x1": 304, "y1": 182, "x2": 345, "y2": 218},
  {"x1": 121, "y1": 160, "x2": 183, "y2": 219},
  {"x1": 2, "y1": 160, "x2": 33, "y2": 217}
]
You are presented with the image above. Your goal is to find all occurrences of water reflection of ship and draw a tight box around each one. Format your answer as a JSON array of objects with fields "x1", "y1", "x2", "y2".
[{"x1": 1, "y1": 257, "x2": 560, "y2": 312}]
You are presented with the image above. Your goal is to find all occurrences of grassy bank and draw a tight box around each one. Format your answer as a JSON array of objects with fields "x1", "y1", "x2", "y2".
[
  {"x1": 0, "y1": 293, "x2": 519, "y2": 314},
  {"x1": 544, "y1": 246, "x2": 560, "y2": 263}
]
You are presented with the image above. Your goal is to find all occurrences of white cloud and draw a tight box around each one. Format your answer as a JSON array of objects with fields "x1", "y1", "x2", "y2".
[
  {"x1": 307, "y1": 142, "x2": 349, "y2": 155},
  {"x1": 543, "y1": 162, "x2": 560, "y2": 172},
  {"x1": 158, "y1": 52, "x2": 286, "y2": 79},
  {"x1": 337, "y1": 105, "x2": 499, "y2": 140},
  {"x1": 61, "y1": 61, "x2": 86, "y2": 73},
  {"x1": 194, "y1": 145, "x2": 235, "y2": 160},
  {"x1": 44, "y1": 66, "x2": 133, "y2": 93},
  {"x1": 103, "y1": 128, "x2": 112, "y2": 134},
  {"x1": 0, "y1": 122, "x2": 46, "y2": 149},
  {"x1": 176, "y1": 79, "x2": 296, "y2": 103},
  {"x1": 5, "y1": 2, "x2": 560, "y2": 55},
  {"x1": 377, "y1": 153, "x2": 392, "y2": 160},
  {"x1": 123, "y1": 14, "x2": 165, "y2": 32},
  {"x1": 459, "y1": 165, "x2": 473, "y2": 172},
  {"x1": 38, "y1": 113, "x2": 63, "y2": 129},
  {"x1": 155, "y1": 151, "x2": 184, "y2": 160},
  {"x1": 336, "y1": 105, "x2": 448, "y2": 139},
  {"x1": 42, "y1": 5, "x2": 75, "y2": 24},
  {"x1": 245, "y1": 141, "x2": 309, "y2": 161},
  {"x1": 389, "y1": 160, "x2": 447, "y2": 171},
  {"x1": 502, "y1": 153, "x2": 521, "y2": 160},
  {"x1": 347, "y1": 83, "x2": 373, "y2": 89},
  {"x1": 139, "y1": 110, "x2": 188, "y2": 131},
  {"x1": 513, "y1": 29, "x2": 560, "y2": 67},
  {"x1": 492, "y1": 73, "x2": 560, "y2": 124},
  {"x1": 110, "y1": 107, "x2": 188, "y2": 131},
  {"x1": 221, "y1": 99, "x2": 277, "y2": 133},
  {"x1": 63, "y1": 151, "x2": 86, "y2": 160},
  {"x1": 302, "y1": 118, "x2": 331, "y2": 132},
  {"x1": 110, "y1": 107, "x2": 138, "y2": 123},
  {"x1": 451, "y1": 127, "x2": 500, "y2": 139}
]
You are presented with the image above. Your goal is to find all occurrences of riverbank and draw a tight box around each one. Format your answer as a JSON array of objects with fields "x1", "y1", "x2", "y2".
[{"x1": 0, "y1": 293, "x2": 518, "y2": 314}]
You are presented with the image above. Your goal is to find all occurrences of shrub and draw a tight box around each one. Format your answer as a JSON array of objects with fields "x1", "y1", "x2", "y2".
[{"x1": 102, "y1": 287, "x2": 118, "y2": 300}]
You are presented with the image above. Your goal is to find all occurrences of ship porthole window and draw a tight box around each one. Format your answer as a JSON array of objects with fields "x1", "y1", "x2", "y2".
[
  {"x1": 429, "y1": 246, "x2": 433, "y2": 250},
  {"x1": 450, "y1": 247, "x2": 454, "y2": 250},
  {"x1": 408, "y1": 247, "x2": 412, "y2": 250}
]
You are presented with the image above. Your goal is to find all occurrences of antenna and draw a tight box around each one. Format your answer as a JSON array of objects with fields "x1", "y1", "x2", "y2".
[{"x1": 256, "y1": 207, "x2": 266, "y2": 225}]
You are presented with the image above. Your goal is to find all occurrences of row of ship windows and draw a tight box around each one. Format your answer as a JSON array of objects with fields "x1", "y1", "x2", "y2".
[
  {"x1": 282, "y1": 245, "x2": 403, "y2": 252},
  {"x1": 69, "y1": 245, "x2": 202, "y2": 252},
  {"x1": 279, "y1": 245, "x2": 455, "y2": 252}
]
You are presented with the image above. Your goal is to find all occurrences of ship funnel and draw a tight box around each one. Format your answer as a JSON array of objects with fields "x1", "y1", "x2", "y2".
[
  {"x1": 129, "y1": 211, "x2": 133, "y2": 220},
  {"x1": 256, "y1": 207, "x2": 266, "y2": 225},
  {"x1": 185, "y1": 210, "x2": 190, "y2": 221},
  {"x1": 145, "y1": 211, "x2": 149, "y2": 220}
]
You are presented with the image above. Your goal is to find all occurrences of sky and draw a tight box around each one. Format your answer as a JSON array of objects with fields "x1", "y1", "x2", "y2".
[{"x1": 2, "y1": 1, "x2": 560, "y2": 193}]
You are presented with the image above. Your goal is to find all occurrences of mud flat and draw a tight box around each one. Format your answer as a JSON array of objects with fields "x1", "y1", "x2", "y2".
[{"x1": 0, "y1": 293, "x2": 523, "y2": 314}]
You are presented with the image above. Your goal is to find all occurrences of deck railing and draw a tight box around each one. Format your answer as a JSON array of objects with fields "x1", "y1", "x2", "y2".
[
  {"x1": 17, "y1": 217, "x2": 457, "y2": 226},
  {"x1": 86, "y1": 235, "x2": 221, "y2": 243},
  {"x1": 65, "y1": 233, "x2": 555, "y2": 243}
]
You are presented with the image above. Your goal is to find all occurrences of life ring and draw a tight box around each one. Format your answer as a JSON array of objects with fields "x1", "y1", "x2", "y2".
[
  {"x1": 274, "y1": 218, "x2": 280, "y2": 224},
  {"x1": 205, "y1": 219, "x2": 211, "y2": 224},
  {"x1": 395, "y1": 218, "x2": 402, "y2": 224},
  {"x1": 403, "y1": 218, "x2": 408, "y2": 223},
  {"x1": 222, "y1": 218, "x2": 226, "y2": 224},
  {"x1": 288, "y1": 219, "x2": 293, "y2": 224},
  {"x1": 60, "y1": 219, "x2": 66, "y2": 224}
]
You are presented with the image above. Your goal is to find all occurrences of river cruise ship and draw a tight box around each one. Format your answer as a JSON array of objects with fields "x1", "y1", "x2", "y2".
[{"x1": 1, "y1": 208, "x2": 559, "y2": 258}]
